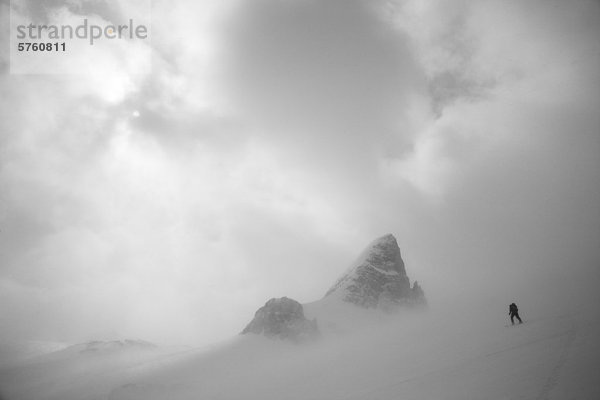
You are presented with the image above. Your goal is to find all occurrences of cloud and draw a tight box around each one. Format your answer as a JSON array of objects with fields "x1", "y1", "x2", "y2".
[
  {"x1": 0, "y1": 0, "x2": 598, "y2": 346},
  {"x1": 216, "y1": 0, "x2": 425, "y2": 160}
]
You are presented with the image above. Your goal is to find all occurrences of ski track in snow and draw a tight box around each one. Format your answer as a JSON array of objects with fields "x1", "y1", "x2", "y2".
[
  {"x1": 332, "y1": 325, "x2": 576, "y2": 400},
  {"x1": 484, "y1": 328, "x2": 572, "y2": 359},
  {"x1": 535, "y1": 315, "x2": 577, "y2": 400},
  {"x1": 312, "y1": 315, "x2": 582, "y2": 400}
]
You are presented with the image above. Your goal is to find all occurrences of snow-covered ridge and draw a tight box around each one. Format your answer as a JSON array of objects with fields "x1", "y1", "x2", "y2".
[{"x1": 65, "y1": 339, "x2": 157, "y2": 354}]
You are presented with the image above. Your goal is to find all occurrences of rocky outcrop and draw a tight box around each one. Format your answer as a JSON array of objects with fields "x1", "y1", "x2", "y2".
[
  {"x1": 241, "y1": 235, "x2": 425, "y2": 342},
  {"x1": 325, "y1": 234, "x2": 426, "y2": 309},
  {"x1": 242, "y1": 297, "x2": 319, "y2": 342},
  {"x1": 411, "y1": 281, "x2": 425, "y2": 304}
]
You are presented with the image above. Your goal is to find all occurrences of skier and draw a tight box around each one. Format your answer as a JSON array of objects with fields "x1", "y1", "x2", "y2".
[{"x1": 508, "y1": 302, "x2": 522, "y2": 325}]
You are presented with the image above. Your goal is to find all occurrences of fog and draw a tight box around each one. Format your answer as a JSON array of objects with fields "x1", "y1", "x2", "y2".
[
  {"x1": 1, "y1": 0, "x2": 599, "y2": 358},
  {"x1": 2, "y1": 296, "x2": 598, "y2": 400}
]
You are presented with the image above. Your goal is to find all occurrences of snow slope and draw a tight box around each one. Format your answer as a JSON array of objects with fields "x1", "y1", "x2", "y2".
[
  {"x1": 2, "y1": 302, "x2": 597, "y2": 400},
  {"x1": 0, "y1": 340, "x2": 190, "y2": 400}
]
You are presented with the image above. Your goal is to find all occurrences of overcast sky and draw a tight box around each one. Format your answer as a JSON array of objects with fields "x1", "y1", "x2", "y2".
[{"x1": 1, "y1": 0, "x2": 599, "y2": 346}]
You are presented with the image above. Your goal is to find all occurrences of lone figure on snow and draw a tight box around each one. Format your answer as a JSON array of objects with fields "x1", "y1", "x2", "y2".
[{"x1": 508, "y1": 302, "x2": 522, "y2": 325}]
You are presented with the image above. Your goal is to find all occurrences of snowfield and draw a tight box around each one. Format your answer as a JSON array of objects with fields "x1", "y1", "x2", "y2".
[{"x1": 1, "y1": 299, "x2": 598, "y2": 400}]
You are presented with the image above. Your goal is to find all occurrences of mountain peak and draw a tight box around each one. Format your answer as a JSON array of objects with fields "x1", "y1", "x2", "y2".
[
  {"x1": 325, "y1": 234, "x2": 425, "y2": 309},
  {"x1": 358, "y1": 233, "x2": 406, "y2": 275}
]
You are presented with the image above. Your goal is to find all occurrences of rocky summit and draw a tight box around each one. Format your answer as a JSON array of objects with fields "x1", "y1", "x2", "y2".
[
  {"x1": 242, "y1": 297, "x2": 319, "y2": 342},
  {"x1": 325, "y1": 234, "x2": 426, "y2": 309},
  {"x1": 242, "y1": 234, "x2": 425, "y2": 342}
]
